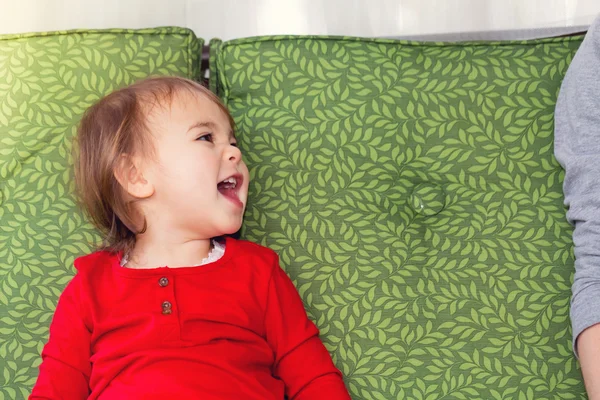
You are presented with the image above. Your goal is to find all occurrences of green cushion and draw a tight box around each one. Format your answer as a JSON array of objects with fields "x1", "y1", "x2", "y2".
[
  {"x1": 211, "y1": 35, "x2": 585, "y2": 399},
  {"x1": 0, "y1": 28, "x2": 202, "y2": 398}
]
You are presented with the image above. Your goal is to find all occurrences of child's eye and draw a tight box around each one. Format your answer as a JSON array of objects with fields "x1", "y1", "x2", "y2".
[
  {"x1": 230, "y1": 142, "x2": 238, "y2": 147},
  {"x1": 196, "y1": 133, "x2": 213, "y2": 142}
]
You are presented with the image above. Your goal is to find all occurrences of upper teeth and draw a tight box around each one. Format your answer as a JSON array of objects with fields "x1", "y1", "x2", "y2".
[{"x1": 223, "y1": 177, "x2": 237, "y2": 186}]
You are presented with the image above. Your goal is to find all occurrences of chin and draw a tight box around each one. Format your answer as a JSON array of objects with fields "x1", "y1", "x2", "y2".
[{"x1": 221, "y1": 221, "x2": 244, "y2": 236}]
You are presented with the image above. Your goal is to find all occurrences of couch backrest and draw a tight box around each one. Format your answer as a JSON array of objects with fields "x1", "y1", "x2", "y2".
[
  {"x1": 210, "y1": 35, "x2": 585, "y2": 399},
  {"x1": 0, "y1": 28, "x2": 202, "y2": 398}
]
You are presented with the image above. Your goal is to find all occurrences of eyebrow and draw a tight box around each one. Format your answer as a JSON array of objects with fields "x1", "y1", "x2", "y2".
[
  {"x1": 187, "y1": 121, "x2": 236, "y2": 139},
  {"x1": 187, "y1": 121, "x2": 217, "y2": 132}
]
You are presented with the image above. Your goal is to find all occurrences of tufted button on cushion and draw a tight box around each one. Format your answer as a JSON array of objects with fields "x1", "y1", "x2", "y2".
[{"x1": 409, "y1": 183, "x2": 446, "y2": 216}]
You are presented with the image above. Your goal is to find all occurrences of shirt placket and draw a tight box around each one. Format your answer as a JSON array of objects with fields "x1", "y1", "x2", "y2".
[{"x1": 156, "y1": 275, "x2": 181, "y2": 342}]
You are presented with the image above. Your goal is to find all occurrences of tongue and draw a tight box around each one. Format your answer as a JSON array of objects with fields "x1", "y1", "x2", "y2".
[
  {"x1": 218, "y1": 182, "x2": 234, "y2": 191},
  {"x1": 218, "y1": 183, "x2": 237, "y2": 199},
  {"x1": 218, "y1": 185, "x2": 242, "y2": 207}
]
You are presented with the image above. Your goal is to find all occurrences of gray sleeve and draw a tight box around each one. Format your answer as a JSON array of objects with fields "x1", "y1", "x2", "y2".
[{"x1": 555, "y1": 14, "x2": 600, "y2": 358}]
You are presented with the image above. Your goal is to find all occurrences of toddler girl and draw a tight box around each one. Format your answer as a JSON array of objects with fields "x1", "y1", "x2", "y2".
[{"x1": 30, "y1": 76, "x2": 351, "y2": 400}]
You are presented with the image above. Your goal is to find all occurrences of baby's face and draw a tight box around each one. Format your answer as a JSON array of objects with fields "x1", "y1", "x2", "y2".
[{"x1": 141, "y1": 90, "x2": 250, "y2": 238}]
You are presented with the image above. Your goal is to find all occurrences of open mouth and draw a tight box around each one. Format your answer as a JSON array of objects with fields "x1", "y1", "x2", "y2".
[{"x1": 217, "y1": 174, "x2": 244, "y2": 207}]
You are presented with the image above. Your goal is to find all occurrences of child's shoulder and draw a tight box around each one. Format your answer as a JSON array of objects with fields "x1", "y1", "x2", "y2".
[
  {"x1": 230, "y1": 237, "x2": 275, "y2": 254},
  {"x1": 228, "y1": 237, "x2": 280, "y2": 267},
  {"x1": 72, "y1": 250, "x2": 118, "y2": 278}
]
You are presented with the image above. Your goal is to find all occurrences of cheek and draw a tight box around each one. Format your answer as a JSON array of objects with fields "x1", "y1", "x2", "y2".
[
  {"x1": 157, "y1": 156, "x2": 206, "y2": 186},
  {"x1": 241, "y1": 161, "x2": 250, "y2": 178},
  {"x1": 241, "y1": 163, "x2": 250, "y2": 186},
  {"x1": 154, "y1": 145, "x2": 219, "y2": 188}
]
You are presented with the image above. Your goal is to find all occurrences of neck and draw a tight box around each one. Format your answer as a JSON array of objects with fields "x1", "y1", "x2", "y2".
[{"x1": 127, "y1": 229, "x2": 214, "y2": 269}]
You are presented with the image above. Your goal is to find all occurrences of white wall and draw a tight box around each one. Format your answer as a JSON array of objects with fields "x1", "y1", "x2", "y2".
[{"x1": 1, "y1": 0, "x2": 599, "y2": 39}]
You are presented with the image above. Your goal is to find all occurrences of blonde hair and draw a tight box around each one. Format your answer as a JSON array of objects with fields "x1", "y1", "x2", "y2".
[{"x1": 74, "y1": 76, "x2": 234, "y2": 254}]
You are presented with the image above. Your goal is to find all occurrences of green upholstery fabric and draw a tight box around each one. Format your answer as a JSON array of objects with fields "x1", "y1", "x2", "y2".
[
  {"x1": 0, "y1": 28, "x2": 202, "y2": 399},
  {"x1": 211, "y1": 36, "x2": 586, "y2": 399}
]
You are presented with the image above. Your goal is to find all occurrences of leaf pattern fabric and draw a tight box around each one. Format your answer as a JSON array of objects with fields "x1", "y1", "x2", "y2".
[
  {"x1": 0, "y1": 28, "x2": 202, "y2": 399},
  {"x1": 210, "y1": 35, "x2": 586, "y2": 399}
]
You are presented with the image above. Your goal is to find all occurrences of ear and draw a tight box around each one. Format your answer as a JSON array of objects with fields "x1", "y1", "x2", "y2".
[{"x1": 114, "y1": 154, "x2": 154, "y2": 199}]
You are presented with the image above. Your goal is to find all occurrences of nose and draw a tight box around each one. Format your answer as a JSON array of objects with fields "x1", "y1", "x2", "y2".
[{"x1": 224, "y1": 144, "x2": 243, "y2": 164}]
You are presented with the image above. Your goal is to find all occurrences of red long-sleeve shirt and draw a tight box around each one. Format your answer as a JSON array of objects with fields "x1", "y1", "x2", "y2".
[{"x1": 30, "y1": 237, "x2": 350, "y2": 399}]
